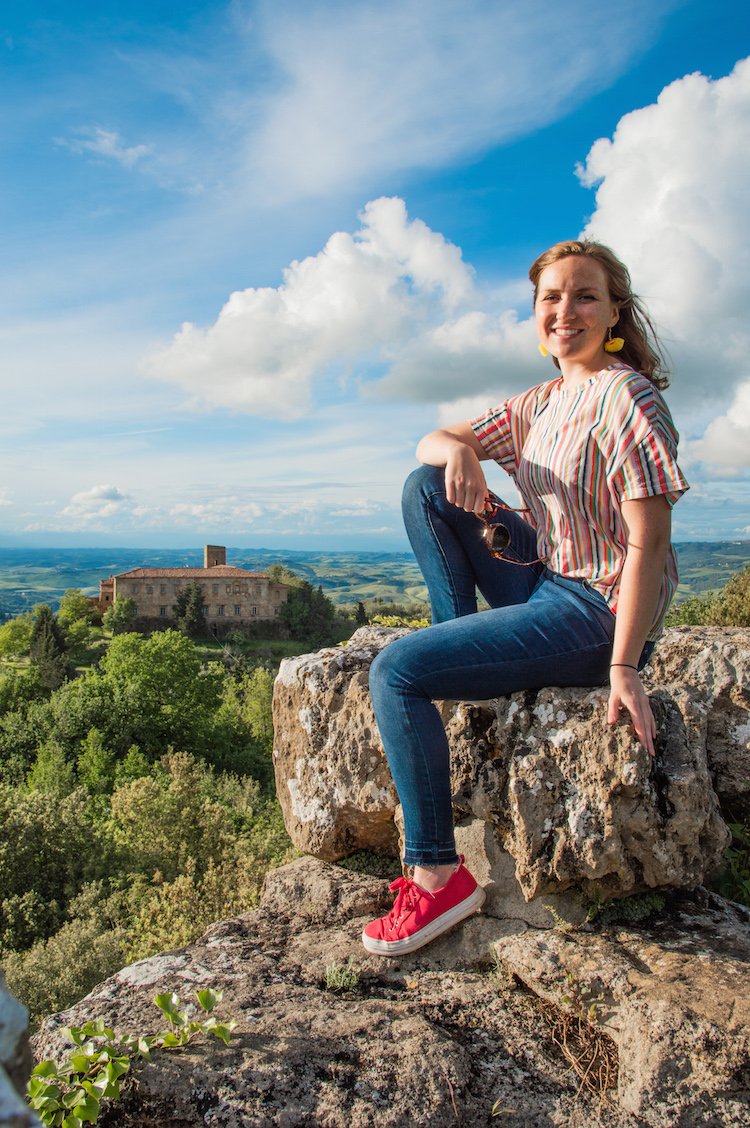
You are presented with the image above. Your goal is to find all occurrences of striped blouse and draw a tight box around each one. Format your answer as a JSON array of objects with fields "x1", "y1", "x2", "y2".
[{"x1": 470, "y1": 364, "x2": 689, "y2": 641}]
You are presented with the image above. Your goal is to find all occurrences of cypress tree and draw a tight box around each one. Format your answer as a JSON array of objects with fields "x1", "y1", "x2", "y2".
[{"x1": 29, "y1": 605, "x2": 70, "y2": 689}]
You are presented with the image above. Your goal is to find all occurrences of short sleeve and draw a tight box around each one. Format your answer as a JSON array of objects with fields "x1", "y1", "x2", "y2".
[
  {"x1": 470, "y1": 402, "x2": 516, "y2": 472},
  {"x1": 470, "y1": 382, "x2": 553, "y2": 476},
  {"x1": 609, "y1": 378, "x2": 689, "y2": 507}
]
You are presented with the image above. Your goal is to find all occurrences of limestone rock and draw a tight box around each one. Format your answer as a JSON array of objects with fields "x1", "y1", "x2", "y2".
[
  {"x1": 0, "y1": 966, "x2": 40, "y2": 1128},
  {"x1": 31, "y1": 858, "x2": 750, "y2": 1127},
  {"x1": 642, "y1": 626, "x2": 750, "y2": 811},
  {"x1": 273, "y1": 626, "x2": 733, "y2": 904},
  {"x1": 272, "y1": 626, "x2": 404, "y2": 859},
  {"x1": 493, "y1": 889, "x2": 750, "y2": 1125},
  {"x1": 450, "y1": 686, "x2": 729, "y2": 900}
]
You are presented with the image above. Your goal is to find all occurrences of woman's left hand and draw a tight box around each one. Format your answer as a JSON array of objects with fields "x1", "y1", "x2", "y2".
[{"x1": 607, "y1": 666, "x2": 657, "y2": 757}]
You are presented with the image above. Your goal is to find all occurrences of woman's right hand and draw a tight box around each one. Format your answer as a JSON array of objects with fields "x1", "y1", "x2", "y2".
[
  {"x1": 416, "y1": 423, "x2": 490, "y2": 515},
  {"x1": 444, "y1": 443, "x2": 488, "y2": 514}
]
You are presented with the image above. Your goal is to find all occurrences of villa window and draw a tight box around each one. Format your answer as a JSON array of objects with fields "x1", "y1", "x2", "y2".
[
  {"x1": 218, "y1": 606, "x2": 224, "y2": 615},
  {"x1": 132, "y1": 585, "x2": 138, "y2": 593},
  {"x1": 160, "y1": 585, "x2": 166, "y2": 594},
  {"x1": 147, "y1": 586, "x2": 153, "y2": 594},
  {"x1": 160, "y1": 607, "x2": 166, "y2": 617},
  {"x1": 202, "y1": 607, "x2": 208, "y2": 616},
  {"x1": 251, "y1": 606, "x2": 257, "y2": 616},
  {"x1": 274, "y1": 608, "x2": 279, "y2": 616},
  {"x1": 256, "y1": 585, "x2": 261, "y2": 593},
  {"x1": 234, "y1": 606, "x2": 241, "y2": 615}
]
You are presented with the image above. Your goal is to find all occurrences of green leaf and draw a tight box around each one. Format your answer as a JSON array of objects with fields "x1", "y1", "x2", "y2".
[
  {"x1": 69, "y1": 1053, "x2": 95, "y2": 1074},
  {"x1": 107, "y1": 1059, "x2": 130, "y2": 1082},
  {"x1": 212, "y1": 1022, "x2": 236, "y2": 1045},
  {"x1": 160, "y1": 1032, "x2": 181, "y2": 1048},
  {"x1": 82, "y1": 1019, "x2": 116, "y2": 1042},
  {"x1": 61, "y1": 1028, "x2": 85, "y2": 1047},
  {"x1": 32, "y1": 1060, "x2": 60, "y2": 1078},
  {"x1": 154, "y1": 991, "x2": 182, "y2": 1017},
  {"x1": 195, "y1": 988, "x2": 221, "y2": 1012}
]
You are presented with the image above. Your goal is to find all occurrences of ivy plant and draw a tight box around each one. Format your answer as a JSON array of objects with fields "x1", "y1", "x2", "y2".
[{"x1": 28, "y1": 988, "x2": 236, "y2": 1127}]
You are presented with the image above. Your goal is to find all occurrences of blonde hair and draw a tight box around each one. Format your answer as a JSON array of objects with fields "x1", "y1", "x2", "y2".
[{"x1": 529, "y1": 240, "x2": 669, "y2": 389}]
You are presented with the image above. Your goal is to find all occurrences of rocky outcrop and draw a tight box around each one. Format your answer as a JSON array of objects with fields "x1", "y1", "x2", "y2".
[
  {"x1": 0, "y1": 967, "x2": 40, "y2": 1128},
  {"x1": 641, "y1": 625, "x2": 750, "y2": 811},
  {"x1": 272, "y1": 627, "x2": 743, "y2": 915},
  {"x1": 31, "y1": 858, "x2": 750, "y2": 1127},
  {"x1": 493, "y1": 887, "x2": 750, "y2": 1125}
]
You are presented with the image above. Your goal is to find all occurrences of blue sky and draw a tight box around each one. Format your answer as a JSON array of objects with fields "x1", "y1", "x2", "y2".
[{"x1": 2, "y1": 0, "x2": 749, "y2": 550}]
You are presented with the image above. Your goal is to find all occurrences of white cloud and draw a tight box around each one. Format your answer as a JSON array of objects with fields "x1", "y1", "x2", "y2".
[
  {"x1": 146, "y1": 56, "x2": 750, "y2": 460},
  {"x1": 146, "y1": 197, "x2": 474, "y2": 417},
  {"x1": 251, "y1": 0, "x2": 678, "y2": 200},
  {"x1": 578, "y1": 57, "x2": 750, "y2": 433},
  {"x1": 61, "y1": 485, "x2": 133, "y2": 521},
  {"x1": 61, "y1": 127, "x2": 152, "y2": 169},
  {"x1": 685, "y1": 379, "x2": 750, "y2": 466}
]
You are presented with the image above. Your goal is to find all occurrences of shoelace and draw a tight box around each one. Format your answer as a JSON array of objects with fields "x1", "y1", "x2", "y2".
[{"x1": 385, "y1": 876, "x2": 430, "y2": 932}]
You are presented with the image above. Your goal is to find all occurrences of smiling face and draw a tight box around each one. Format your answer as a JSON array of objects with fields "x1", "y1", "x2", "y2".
[{"x1": 535, "y1": 256, "x2": 620, "y2": 382}]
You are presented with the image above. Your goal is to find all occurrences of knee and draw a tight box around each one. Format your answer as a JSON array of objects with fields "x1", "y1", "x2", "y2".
[
  {"x1": 402, "y1": 464, "x2": 446, "y2": 514},
  {"x1": 369, "y1": 639, "x2": 413, "y2": 709}
]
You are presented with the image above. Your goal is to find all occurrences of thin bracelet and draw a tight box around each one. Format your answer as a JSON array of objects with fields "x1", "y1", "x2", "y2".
[{"x1": 610, "y1": 663, "x2": 639, "y2": 671}]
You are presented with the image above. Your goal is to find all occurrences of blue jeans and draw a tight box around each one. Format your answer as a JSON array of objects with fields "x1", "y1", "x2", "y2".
[{"x1": 368, "y1": 465, "x2": 623, "y2": 867}]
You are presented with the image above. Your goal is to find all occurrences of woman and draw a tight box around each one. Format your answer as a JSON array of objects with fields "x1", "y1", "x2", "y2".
[{"x1": 362, "y1": 240, "x2": 688, "y2": 957}]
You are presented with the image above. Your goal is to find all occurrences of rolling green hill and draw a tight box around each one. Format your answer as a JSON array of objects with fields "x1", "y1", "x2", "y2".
[{"x1": 0, "y1": 542, "x2": 748, "y2": 620}]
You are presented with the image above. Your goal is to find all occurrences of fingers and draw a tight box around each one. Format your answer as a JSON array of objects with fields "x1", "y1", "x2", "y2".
[
  {"x1": 607, "y1": 673, "x2": 657, "y2": 758},
  {"x1": 444, "y1": 452, "x2": 488, "y2": 513}
]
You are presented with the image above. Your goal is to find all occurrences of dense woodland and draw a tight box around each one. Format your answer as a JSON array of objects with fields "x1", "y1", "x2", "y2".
[{"x1": 0, "y1": 563, "x2": 749, "y2": 1030}]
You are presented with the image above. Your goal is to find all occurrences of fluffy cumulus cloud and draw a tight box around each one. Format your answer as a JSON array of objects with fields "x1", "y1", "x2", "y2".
[
  {"x1": 578, "y1": 57, "x2": 750, "y2": 465},
  {"x1": 60, "y1": 485, "x2": 134, "y2": 522},
  {"x1": 148, "y1": 58, "x2": 750, "y2": 470},
  {"x1": 146, "y1": 197, "x2": 479, "y2": 417}
]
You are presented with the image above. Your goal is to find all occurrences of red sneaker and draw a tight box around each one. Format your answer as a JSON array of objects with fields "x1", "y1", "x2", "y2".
[{"x1": 362, "y1": 857, "x2": 485, "y2": 956}]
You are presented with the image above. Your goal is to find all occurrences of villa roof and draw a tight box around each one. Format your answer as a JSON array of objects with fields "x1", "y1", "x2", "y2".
[{"x1": 114, "y1": 566, "x2": 277, "y2": 581}]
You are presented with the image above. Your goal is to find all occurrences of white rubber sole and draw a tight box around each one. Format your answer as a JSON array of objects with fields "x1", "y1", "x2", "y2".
[{"x1": 362, "y1": 885, "x2": 486, "y2": 956}]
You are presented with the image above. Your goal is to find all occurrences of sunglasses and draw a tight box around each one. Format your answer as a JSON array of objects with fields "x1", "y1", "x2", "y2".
[{"x1": 478, "y1": 495, "x2": 548, "y2": 567}]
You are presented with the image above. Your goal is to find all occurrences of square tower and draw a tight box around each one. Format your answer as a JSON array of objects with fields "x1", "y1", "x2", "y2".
[{"x1": 204, "y1": 545, "x2": 226, "y2": 569}]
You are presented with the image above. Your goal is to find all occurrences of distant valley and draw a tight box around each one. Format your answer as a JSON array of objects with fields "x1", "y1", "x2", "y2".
[{"x1": 0, "y1": 541, "x2": 748, "y2": 618}]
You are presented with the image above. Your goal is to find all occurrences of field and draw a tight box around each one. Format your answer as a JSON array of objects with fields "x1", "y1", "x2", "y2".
[{"x1": 1, "y1": 541, "x2": 749, "y2": 619}]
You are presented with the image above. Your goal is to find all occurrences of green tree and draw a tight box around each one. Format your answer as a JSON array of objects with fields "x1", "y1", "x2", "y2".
[
  {"x1": 57, "y1": 589, "x2": 99, "y2": 628},
  {"x1": 0, "y1": 612, "x2": 34, "y2": 659},
  {"x1": 103, "y1": 595, "x2": 137, "y2": 635},
  {"x1": 355, "y1": 601, "x2": 368, "y2": 626},
  {"x1": 241, "y1": 668, "x2": 275, "y2": 748},
  {"x1": 97, "y1": 630, "x2": 226, "y2": 761},
  {"x1": 172, "y1": 581, "x2": 206, "y2": 638},
  {"x1": 281, "y1": 579, "x2": 335, "y2": 642},
  {"x1": 29, "y1": 606, "x2": 69, "y2": 690}
]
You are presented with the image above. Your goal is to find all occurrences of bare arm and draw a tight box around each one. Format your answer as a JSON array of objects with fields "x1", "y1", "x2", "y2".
[
  {"x1": 607, "y1": 494, "x2": 672, "y2": 756},
  {"x1": 416, "y1": 422, "x2": 492, "y2": 515}
]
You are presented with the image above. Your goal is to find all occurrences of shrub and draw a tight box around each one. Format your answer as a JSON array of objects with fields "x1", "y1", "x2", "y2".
[
  {"x1": 668, "y1": 564, "x2": 750, "y2": 627},
  {"x1": 0, "y1": 784, "x2": 113, "y2": 951},
  {"x1": 3, "y1": 913, "x2": 128, "y2": 1029}
]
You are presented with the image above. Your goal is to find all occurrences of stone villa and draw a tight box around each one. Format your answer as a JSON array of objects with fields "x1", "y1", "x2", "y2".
[{"x1": 97, "y1": 545, "x2": 287, "y2": 633}]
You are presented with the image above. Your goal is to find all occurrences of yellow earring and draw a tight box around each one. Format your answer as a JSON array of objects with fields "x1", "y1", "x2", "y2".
[
  {"x1": 604, "y1": 327, "x2": 624, "y2": 353},
  {"x1": 538, "y1": 343, "x2": 548, "y2": 357}
]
